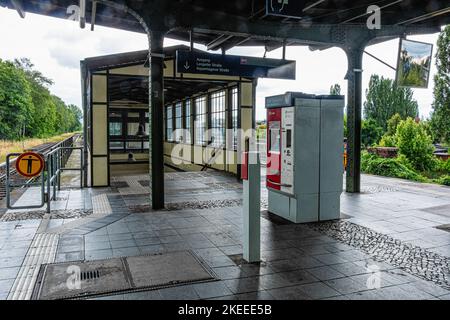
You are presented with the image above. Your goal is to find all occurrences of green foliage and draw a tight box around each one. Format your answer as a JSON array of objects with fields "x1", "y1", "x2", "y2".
[
  {"x1": 363, "y1": 75, "x2": 419, "y2": 131},
  {"x1": 378, "y1": 134, "x2": 397, "y2": 147},
  {"x1": 438, "y1": 175, "x2": 450, "y2": 186},
  {"x1": 361, "y1": 118, "x2": 383, "y2": 147},
  {"x1": 330, "y1": 84, "x2": 341, "y2": 95},
  {"x1": 28, "y1": 78, "x2": 57, "y2": 137},
  {"x1": 361, "y1": 152, "x2": 426, "y2": 182},
  {"x1": 343, "y1": 114, "x2": 348, "y2": 137},
  {"x1": 0, "y1": 59, "x2": 33, "y2": 140},
  {"x1": 386, "y1": 113, "x2": 402, "y2": 136},
  {"x1": 0, "y1": 58, "x2": 81, "y2": 140},
  {"x1": 396, "y1": 118, "x2": 435, "y2": 171},
  {"x1": 378, "y1": 113, "x2": 402, "y2": 147},
  {"x1": 397, "y1": 52, "x2": 432, "y2": 88},
  {"x1": 437, "y1": 159, "x2": 450, "y2": 174},
  {"x1": 430, "y1": 25, "x2": 450, "y2": 144}
]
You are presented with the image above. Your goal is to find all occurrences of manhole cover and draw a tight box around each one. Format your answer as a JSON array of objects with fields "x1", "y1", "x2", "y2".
[{"x1": 32, "y1": 251, "x2": 218, "y2": 300}]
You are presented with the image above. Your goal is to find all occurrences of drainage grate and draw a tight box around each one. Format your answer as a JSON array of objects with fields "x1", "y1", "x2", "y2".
[{"x1": 80, "y1": 270, "x2": 100, "y2": 281}]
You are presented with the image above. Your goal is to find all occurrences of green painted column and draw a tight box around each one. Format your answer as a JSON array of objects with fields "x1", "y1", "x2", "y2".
[
  {"x1": 345, "y1": 47, "x2": 364, "y2": 193},
  {"x1": 150, "y1": 30, "x2": 166, "y2": 210}
]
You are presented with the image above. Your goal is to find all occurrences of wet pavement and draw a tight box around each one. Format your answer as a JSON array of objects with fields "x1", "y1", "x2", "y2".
[{"x1": 1, "y1": 157, "x2": 450, "y2": 299}]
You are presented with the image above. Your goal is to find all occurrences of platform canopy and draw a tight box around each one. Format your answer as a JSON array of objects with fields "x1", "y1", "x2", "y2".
[
  {"x1": 1, "y1": 0, "x2": 449, "y2": 51},
  {"x1": 1, "y1": 0, "x2": 448, "y2": 205}
]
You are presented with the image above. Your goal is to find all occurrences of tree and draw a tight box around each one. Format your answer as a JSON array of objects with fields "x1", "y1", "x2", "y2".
[
  {"x1": 330, "y1": 84, "x2": 341, "y2": 95},
  {"x1": 0, "y1": 59, "x2": 33, "y2": 140},
  {"x1": 430, "y1": 25, "x2": 450, "y2": 144},
  {"x1": 67, "y1": 104, "x2": 82, "y2": 131},
  {"x1": 363, "y1": 75, "x2": 419, "y2": 131},
  {"x1": 1, "y1": 58, "x2": 82, "y2": 140},
  {"x1": 396, "y1": 118, "x2": 435, "y2": 172},
  {"x1": 361, "y1": 118, "x2": 383, "y2": 147},
  {"x1": 13, "y1": 58, "x2": 53, "y2": 87},
  {"x1": 379, "y1": 113, "x2": 402, "y2": 147},
  {"x1": 386, "y1": 113, "x2": 402, "y2": 136},
  {"x1": 14, "y1": 58, "x2": 58, "y2": 137},
  {"x1": 27, "y1": 78, "x2": 57, "y2": 137}
]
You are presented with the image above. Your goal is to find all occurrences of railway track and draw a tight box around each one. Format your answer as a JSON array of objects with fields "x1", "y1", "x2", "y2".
[{"x1": 0, "y1": 134, "x2": 80, "y2": 201}]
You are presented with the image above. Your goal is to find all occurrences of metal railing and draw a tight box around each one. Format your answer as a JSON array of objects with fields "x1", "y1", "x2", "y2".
[
  {"x1": 45, "y1": 146, "x2": 83, "y2": 213},
  {"x1": 4, "y1": 134, "x2": 84, "y2": 213}
]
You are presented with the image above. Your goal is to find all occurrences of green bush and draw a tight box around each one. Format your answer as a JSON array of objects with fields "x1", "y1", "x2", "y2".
[
  {"x1": 378, "y1": 134, "x2": 397, "y2": 147},
  {"x1": 396, "y1": 118, "x2": 436, "y2": 171},
  {"x1": 438, "y1": 175, "x2": 450, "y2": 186},
  {"x1": 437, "y1": 159, "x2": 450, "y2": 173},
  {"x1": 361, "y1": 119, "x2": 383, "y2": 147},
  {"x1": 386, "y1": 113, "x2": 402, "y2": 136},
  {"x1": 361, "y1": 152, "x2": 426, "y2": 182}
]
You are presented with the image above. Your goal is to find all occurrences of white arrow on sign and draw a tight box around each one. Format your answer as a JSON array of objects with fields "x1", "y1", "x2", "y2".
[{"x1": 184, "y1": 61, "x2": 190, "y2": 70}]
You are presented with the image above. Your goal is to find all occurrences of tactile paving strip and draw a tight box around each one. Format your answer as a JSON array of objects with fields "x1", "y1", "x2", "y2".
[{"x1": 7, "y1": 233, "x2": 59, "y2": 300}]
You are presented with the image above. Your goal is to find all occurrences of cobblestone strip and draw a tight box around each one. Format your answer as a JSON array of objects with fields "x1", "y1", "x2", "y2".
[
  {"x1": 7, "y1": 233, "x2": 58, "y2": 300},
  {"x1": 311, "y1": 220, "x2": 450, "y2": 289},
  {"x1": 0, "y1": 209, "x2": 93, "y2": 222},
  {"x1": 129, "y1": 199, "x2": 244, "y2": 212}
]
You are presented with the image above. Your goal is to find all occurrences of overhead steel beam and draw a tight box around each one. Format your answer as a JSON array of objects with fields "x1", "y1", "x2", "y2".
[
  {"x1": 10, "y1": 0, "x2": 25, "y2": 18},
  {"x1": 79, "y1": 0, "x2": 86, "y2": 29},
  {"x1": 341, "y1": 0, "x2": 403, "y2": 24},
  {"x1": 303, "y1": 0, "x2": 326, "y2": 12},
  {"x1": 207, "y1": 34, "x2": 234, "y2": 51},
  {"x1": 397, "y1": 7, "x2": 450, "y2": 25},
  {"x1": 167, "y1": 3, "x2": 440, "y2": 48},
  {"x1": 221, "y1": 36, "x2": 252, "y2": 51},
  {"x1": 90, "y1": 1, "x2": 97, "y2": 31}
]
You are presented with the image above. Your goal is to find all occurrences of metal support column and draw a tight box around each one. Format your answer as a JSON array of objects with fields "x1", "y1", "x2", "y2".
[
  {"x1": 243, "y1": 137, "x2": 261, "y2": 263},
  {"x1": 345, "y1": 47, "x2": 364, "y2": 193},
  {"x1": 150, "y1": 30, "x2": 166, "y2": 210}
]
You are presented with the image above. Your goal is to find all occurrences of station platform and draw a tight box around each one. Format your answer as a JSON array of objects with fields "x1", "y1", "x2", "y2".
[{"x1": 1, "y1": 161, "x2": 450, "y2": 300}]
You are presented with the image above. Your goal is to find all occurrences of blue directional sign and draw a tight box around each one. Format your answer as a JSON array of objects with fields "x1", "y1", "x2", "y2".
[{"x1": 176, "y1": 50, "x2": 296, "y2": 80}]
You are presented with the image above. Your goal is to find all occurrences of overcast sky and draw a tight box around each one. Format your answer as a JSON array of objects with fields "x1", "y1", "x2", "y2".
[{"x1": 0, "y1": 7, "x2": 440, "y2": 120}]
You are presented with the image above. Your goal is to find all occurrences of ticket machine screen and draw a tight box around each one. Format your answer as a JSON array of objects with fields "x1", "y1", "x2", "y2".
[{"x1": 266, "y1": 107, "x2": 294, "y2": 194}]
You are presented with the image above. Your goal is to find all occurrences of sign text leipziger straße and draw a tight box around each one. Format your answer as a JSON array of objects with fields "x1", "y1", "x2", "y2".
[{"x1": 176, "y1": 50, "x2": 296, "y2": 80}]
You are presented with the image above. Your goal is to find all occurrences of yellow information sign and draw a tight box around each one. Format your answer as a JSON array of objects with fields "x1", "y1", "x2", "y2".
[{"x1": 15, "y1": 152, "x2": 45, "y2": 178}]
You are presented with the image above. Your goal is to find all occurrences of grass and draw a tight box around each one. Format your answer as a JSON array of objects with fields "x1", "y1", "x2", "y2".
[{"x1": 0, "y1": 132, "x2": 79, "y2": 163}]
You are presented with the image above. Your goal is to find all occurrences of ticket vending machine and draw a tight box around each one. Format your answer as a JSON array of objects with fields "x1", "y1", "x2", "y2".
[{"x1": 266, "y1": 92, "x2": 345, "y2": 223}]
